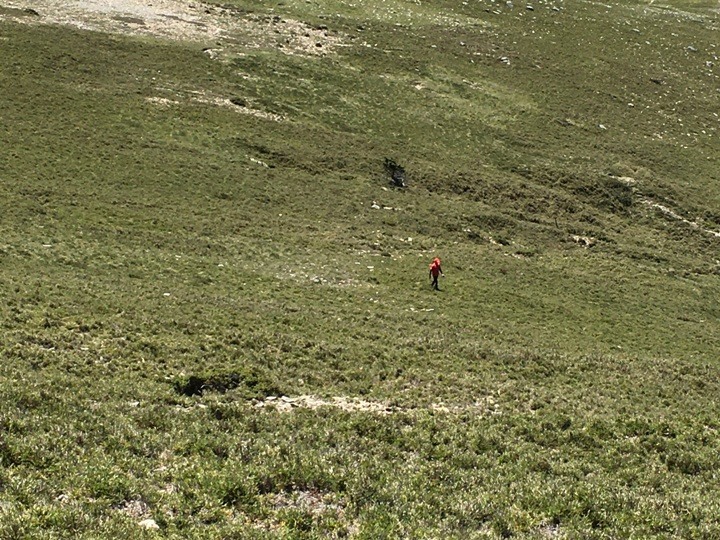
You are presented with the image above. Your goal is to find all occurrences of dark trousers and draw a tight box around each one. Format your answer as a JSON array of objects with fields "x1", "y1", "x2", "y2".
[{"x1": 431, "y1": 275, "x2": 439, "y2": 290}]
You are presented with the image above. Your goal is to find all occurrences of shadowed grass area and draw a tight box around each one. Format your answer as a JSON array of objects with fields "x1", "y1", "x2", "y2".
[{"x1": 1, "y1": 0, "x2": 720, "y2": 536}]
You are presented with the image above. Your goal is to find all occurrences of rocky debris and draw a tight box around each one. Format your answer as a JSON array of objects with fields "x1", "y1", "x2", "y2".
[
  {"x1": 370, "y1": 201, "x2": 397, "y2": 210},
  {"x1": 195, "y1": 95, "x2": 285, "y2": 121},
  {"x1": 539, "y1": 523, "x2": 562, "y2": 538},
  {"x1": 271, "y1": 490, "x2": 346, "y2": 517},
  {"x1": 570, "y1": 234, "x2": 596, "y2": 248},
  {"x1": 146, "y1": 90, "x2": 284, "y2": 121},
  {"x1": 3, "y1": 0, "x2": 348, "y2": 58},
  {"x1": 116, "y1": 499, "x2": 150, "y2": 519},
  {"x1": 641, "y1": 198, "x2": 720, "y2": 238},
  {"x1": 614, "y1": 176, "x2": 636, "y2": 186},
  {"x1": 254, "y1": 394, "x2": 502, "y2": 416},
  {"x1": 257, "y1": 394, "x2": 395, "y2": 414},
  {"x1": 145, "y1": 96, "x2": 180, "y2": 107},
  {"x1": 202, "y1": 47, "x2": 222, "y2": 59},
  {"x1": 249, "y1": 157, "x2": 270, "y2": 168},
  {"x1": 556, "y1": 118, "x2": 577, "y2": 127}
]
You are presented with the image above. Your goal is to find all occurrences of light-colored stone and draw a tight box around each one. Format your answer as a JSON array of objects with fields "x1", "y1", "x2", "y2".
[{"x1": 138, "y1": 518, "x2": 159, "y2": 530}]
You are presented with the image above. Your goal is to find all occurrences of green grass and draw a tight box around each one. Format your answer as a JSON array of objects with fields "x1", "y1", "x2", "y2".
[{"x1": 2, "y1": 0, "x2": 720, "y2": 537}]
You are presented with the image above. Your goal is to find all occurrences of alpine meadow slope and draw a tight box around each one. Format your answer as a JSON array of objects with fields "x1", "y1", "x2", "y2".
[{"x1": 1, "y1": 0, "x2": 720, "y2": 537}]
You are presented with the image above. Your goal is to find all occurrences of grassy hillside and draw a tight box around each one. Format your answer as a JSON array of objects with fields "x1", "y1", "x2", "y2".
[{"x1": 1, "y1": 0, "x2": 720, "y2": 537}]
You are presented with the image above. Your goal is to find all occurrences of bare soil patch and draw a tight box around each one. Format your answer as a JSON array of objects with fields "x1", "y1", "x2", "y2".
[
  {"x1": 146, "y1": 91, "x2": 285, "y2": 122},
  {"x1": 0, "y1": 0, "x2": 347, "y2": 57},
  {"x1": 254, "y1": 394, "x2": 502, "y2": 416}
]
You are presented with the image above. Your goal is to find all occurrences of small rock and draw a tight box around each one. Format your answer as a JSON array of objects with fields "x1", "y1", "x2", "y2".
[
  {"x1": 526, "y1": 5, "x2": 534, "y2": 10},
  {"x1": 616, "y1": 176, "x2": 636, "y2": 185},
  {"x1": 138, "y1": 519, "x2": 159, "y2": 530},
  {"x1": 570, "y1": 234, "x2": 596, "y2": 247},
  {"x1": 687, "y1": 45, "x2": 698, "y2": 52}
]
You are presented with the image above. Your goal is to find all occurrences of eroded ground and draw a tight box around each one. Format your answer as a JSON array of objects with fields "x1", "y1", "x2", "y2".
[{"x1": 0, "y1": 0, "x2": 346, "y2": 56}]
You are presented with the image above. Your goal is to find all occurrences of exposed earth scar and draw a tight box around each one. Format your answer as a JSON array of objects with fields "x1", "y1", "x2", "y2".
[{"x1": 0, "y1": 0, "x2": 347, "y2": 57}]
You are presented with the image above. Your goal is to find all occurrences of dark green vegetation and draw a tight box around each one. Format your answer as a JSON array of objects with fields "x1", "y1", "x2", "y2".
[{"x1": 2, "y1": 0, "x2": 720, "y2": 536}]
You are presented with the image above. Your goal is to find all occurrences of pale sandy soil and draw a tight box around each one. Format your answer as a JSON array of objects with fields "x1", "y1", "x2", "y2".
[{"x1": 0, "y1": 0, "x2": 346, "y2": 57}]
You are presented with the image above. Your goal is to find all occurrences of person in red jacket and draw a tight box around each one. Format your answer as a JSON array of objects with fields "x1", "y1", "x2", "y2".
[{"x1": 429, "y1": 257, "x2": 444, "y2": 290}]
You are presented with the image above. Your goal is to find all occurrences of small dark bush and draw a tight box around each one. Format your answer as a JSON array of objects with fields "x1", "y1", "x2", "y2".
[
  {"x1": 172, "y1": 367, "x2": 280, "y2": 398},
  {"x1": 573, "y1": 176, "x2": 634, "y2": 214},
  {"x1": 0, "y1": 440, "x2": 18, "y2": 467},
  {"x1": 665, "y1": 451, "x2": 705, "y2": 475},
  {"x1": 384, "y1": 158, "x2": 407, "y2": 188},
  {"x1": 222, "y1": 482, "x2": 257, "y2": 509}
]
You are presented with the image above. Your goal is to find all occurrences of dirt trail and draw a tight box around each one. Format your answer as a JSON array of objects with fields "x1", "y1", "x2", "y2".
[{"x1": 0, "y1": 0, "x2": 345, "y2": 57}]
